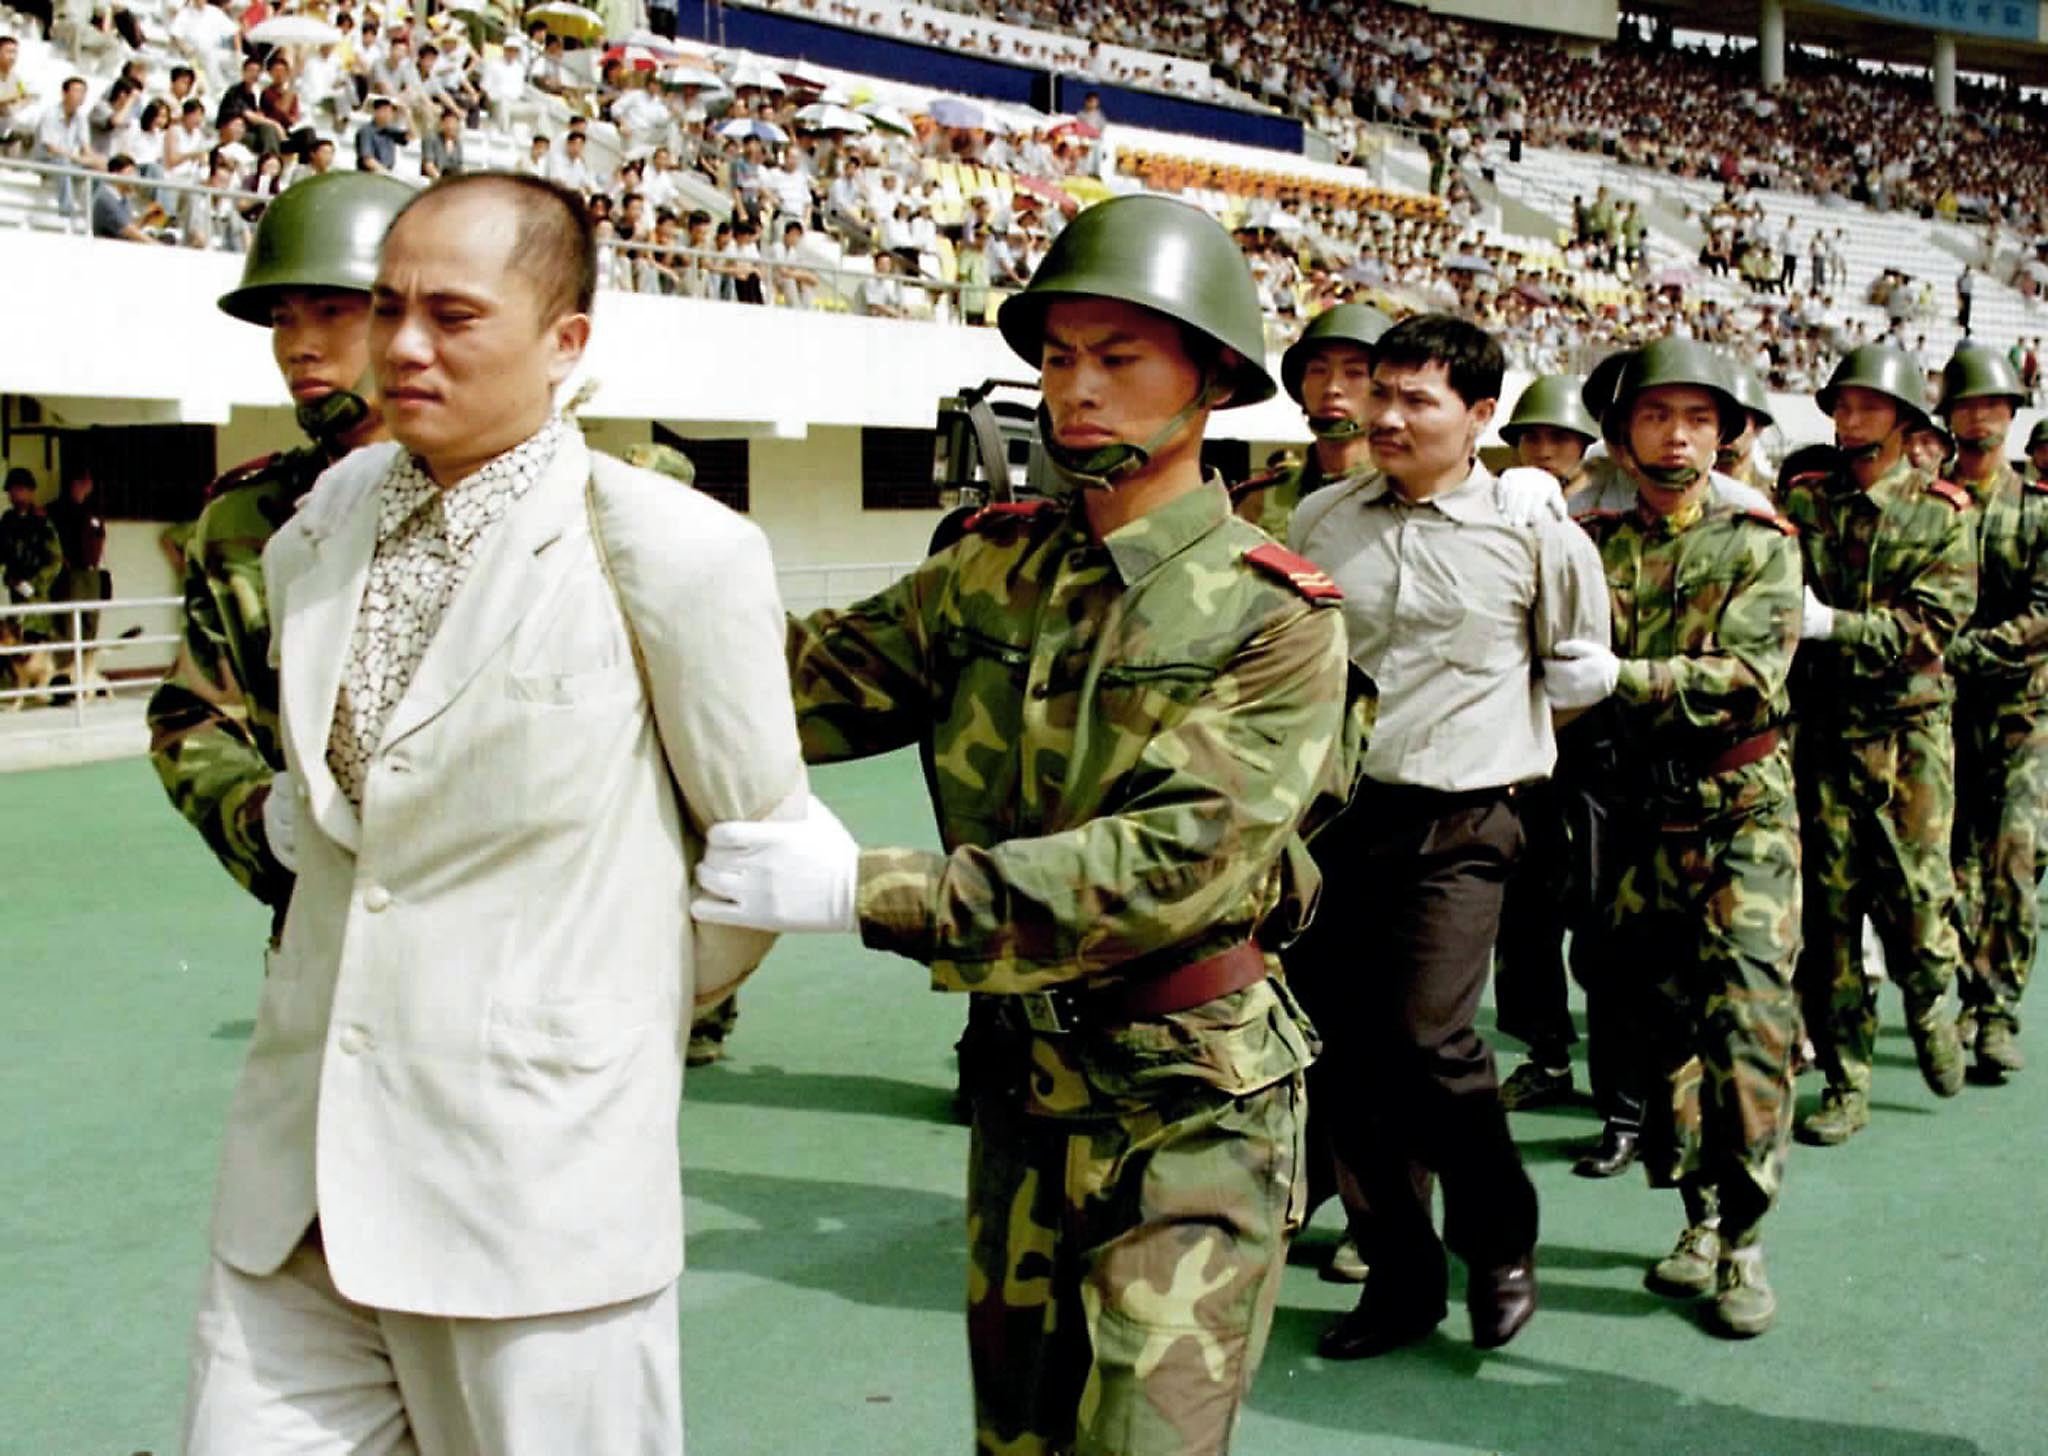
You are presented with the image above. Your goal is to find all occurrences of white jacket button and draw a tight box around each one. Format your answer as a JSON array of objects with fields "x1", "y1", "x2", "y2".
[
  {"x1": 338, "y1": 1026, "x2": 367, "y2": 1055},
  {"x1": 363, "y1": 885, "x2": 392, "y2": 912}
]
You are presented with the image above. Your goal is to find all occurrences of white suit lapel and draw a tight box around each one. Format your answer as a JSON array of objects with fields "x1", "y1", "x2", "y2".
[
  {"x1": 278, "y1": 460, "x2": 384, "y2": 854},
  {"x1": 376, "y1": 429, "x2": 589, "y2": 754}
]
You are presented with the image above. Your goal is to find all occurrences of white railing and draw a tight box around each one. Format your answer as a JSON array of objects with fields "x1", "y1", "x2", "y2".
[
  {"x1": 0, "y1": 593, "x2": 183, "y2": 725},
  {"x1": 0, "y1": 568, "x2": 922, "y2": 742}
]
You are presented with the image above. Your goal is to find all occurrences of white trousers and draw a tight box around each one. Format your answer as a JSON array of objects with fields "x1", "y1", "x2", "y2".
[{"x1": 183, "y1": 1234, "x2": 681, "y2": 1456}]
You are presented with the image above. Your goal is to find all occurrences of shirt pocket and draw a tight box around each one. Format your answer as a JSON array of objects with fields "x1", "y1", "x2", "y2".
[{"x1": 1093, "y1": 659, "x2": 1220, "y2": 738}]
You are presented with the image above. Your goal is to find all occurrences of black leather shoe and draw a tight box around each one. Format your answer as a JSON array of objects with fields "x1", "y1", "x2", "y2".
[
  {"x1": 1316, "y1": 1294, "x2": 1446, "y2": 1360},
  {"x1": 1467, "y1": 1258, "x2": 1538, "y2": 1350},
  {"x1": 1571, "y1": 1123, "x2": 1639, "y2": 1179}
]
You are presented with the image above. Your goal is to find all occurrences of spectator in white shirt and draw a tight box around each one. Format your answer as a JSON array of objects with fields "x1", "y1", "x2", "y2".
[
  {"x1": 858, "y1": 248, "x2": 905, "y2": 317},
  {"x1": 36, "y1": 78, "x2": 101, "y2": 222},
  {"x1": 770, "y1": 219, "x2": 820, "y2": 307},
  {"x1": 482, "y1": 39, "x2": 530, "y2": 132},
  {"x1": 545, "y1": 128, "x2": 598, "y2": 195}
]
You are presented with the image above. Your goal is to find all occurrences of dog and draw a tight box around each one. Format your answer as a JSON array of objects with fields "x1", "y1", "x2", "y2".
[{"x1": 0, "y1": 614, "x2": 56, "y2": 711}]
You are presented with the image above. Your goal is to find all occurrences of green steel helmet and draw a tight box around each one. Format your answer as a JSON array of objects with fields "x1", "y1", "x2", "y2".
[
  {"x1": 1501, "y1": 373, "x2": 1598, "y2": 446},
  {"x1": 1937, "y1": 346, "x2": 2026, "y2": 416},
  {"x1": 1580, "y1": 349, "x2": 1635, "y2": 427},
  {"x1": 623, "y1": 442, "x2": 696, "y2": 485},
  {"x1": 1605, "y1": 336, "x2": 1745, "y2": 446},
  {"x1": 2030, "y1": 418, "x2": 2048, "y2": 453},
  {"x1": 997, "y1": 194, "x2": 1276, "y2": 409},
  {"x1": 217, "y1": 171, "x2": 416, "y2": 326},
  {"x1": 1815, "y1": 344, "x2": 1930, "y2": 427},
  {"x1": 1281, "y1": 302, "x2": 1394, "y2": 408},
  {"x1": 1726, "y1": 364, "x2": 1774, "y2": 430}
]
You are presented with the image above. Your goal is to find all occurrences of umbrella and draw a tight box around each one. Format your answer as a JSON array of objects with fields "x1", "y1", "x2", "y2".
[
  {"x1": 1012, "y1": 174, "x2": 1078, "y2": 216},
  {"x1": 447, "y1": 1, "x2": 513, "y2": 41},
  {"x1": 1514, "y1": 279, "x2": 1556, "y2": 306},
  {"x1": 927, "y1": 97, "x2": 1007, "y2": 132},
  {"x1": 602, "y1": 43, "x2": 664, "y2": 71},
  {"x1": 246, "y1": 15, "x2": 342, "y2": 44},
  {"x1": 715, "y1": 117, "x2": 789, "y2": 144},
  {"x1": 1046, "y1": 118, "x2": 1099, "y2": 141},
  {"x1": 1444, "y1": 251, "x2": 1494, "y2": 274},
  {"x1": 793, "y1": 102, "x2": 869, "y2": 135},
  {"x1": 727, "y1": 59, "x2": 788, "y2": 92},
  {"x1": 525, "y1": 1, "x2": 603, "y2": 41},
  {"x1": 617, "y1": 30, "x2": 693, "y2": 58},
  {"x1": 778, "y1": 60, "x2": 836, "y2": 91},
  {"x1": 659, "y1": 64, "x2": 727, "y2": 91},
  {"x1": 855, "y1": 101, "x2": 915, "y2": 137}
]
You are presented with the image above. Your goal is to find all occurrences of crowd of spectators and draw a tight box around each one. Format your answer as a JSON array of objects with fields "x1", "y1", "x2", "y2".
[{"x1": 5, "y1": 0, "x2": 2048, "y2": 384}]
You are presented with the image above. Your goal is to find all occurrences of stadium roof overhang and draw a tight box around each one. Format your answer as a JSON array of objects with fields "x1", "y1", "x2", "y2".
[{"x1": 1637, "y1": 0, "x2": 2048, "y2": 88}]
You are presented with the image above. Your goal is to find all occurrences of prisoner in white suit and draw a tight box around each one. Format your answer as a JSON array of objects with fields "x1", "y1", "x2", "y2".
[{"x1": 183, "y1": 173, "x2": 805, "y2": 1456}]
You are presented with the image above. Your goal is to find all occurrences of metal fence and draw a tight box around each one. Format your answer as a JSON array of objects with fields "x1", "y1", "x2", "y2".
[
  {"x1": 0, "y1": 594, "x2": 183, "y2": 723},
  {"x1": 0, "y1": 567, "x2": 919, "y2": 736}
]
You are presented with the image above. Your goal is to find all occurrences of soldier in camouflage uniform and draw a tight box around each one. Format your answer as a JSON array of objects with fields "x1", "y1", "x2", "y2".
[
  {"x1": 146, "y1": 172, "x2": 413, "y2": 920},
  {"x1": 1, "y1": 468, "x2": 63, "y2": 641},
  {"x1": 2023, "y1": 418, "x2": 2048, "y2": 483},
  {"x1": 1781, "y1": 344, "x2": 1976, "y2": 1145},
  {"x1": 1551, "y1": 338, "x2": 1803, "y2": 1337},
  {"x1": 1715, "y1": 364, "x2": 1777, "y2": 498},
  {"x1": 1230, "y1": 302, "x2": 1390, "y2": 541},
  {"x1": 692, "y1": 195, "x2": 1350, "y2": 1456},
  {"x1": 1936, "y1": 348, "x2": 2046, "y2": 1080}
]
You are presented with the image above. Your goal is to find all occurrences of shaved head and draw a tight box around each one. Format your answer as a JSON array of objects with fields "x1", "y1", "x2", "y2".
[{"x1": 388, "y1": 172, "x2": 595, "y2": 326}]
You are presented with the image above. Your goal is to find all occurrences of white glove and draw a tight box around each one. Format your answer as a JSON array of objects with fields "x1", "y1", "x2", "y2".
[
  {"x1": 262, "y1": 770, "x2": 299, "y2": 874},
  {"x1": 9, "y1": 580, "x2": 31, "y2": 600},
  {"x1": 1541, "y1": 637, "x2": 1620, "y2": 710},
  {"x1": 1495, "y1": 466, "x2": 1568, "y2": 527},
  {"x1": 692, "y1": 792, "x2": 860, "y2": 934},
  {"x1": 1802, "y1": 586, "x2": 1836, "y2": 642}
]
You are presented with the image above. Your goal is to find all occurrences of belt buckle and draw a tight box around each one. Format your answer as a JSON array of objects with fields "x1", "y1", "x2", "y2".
[{"x1": 1018, "y1": 991, "x2": 1071, "y2": 1036}]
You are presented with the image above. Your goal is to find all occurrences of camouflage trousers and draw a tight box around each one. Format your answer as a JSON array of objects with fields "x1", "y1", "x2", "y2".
[
  {"x1": 1609, "y1": 783, "x2": 1800, "y2": 1234},
  {"x1": 1952, "y1": 696, "x2": 2048, "y2": 1031},
  {"x1": 1796, "y1": 719, "x2": 1962, "y2": 1096},
  {"x1": 964, "y1": 1073, "x2": 1304, "y2": 1456}
]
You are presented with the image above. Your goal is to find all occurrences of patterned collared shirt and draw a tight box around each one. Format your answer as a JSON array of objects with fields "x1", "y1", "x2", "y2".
[{"x1": 326, "y1": 415, "x2": 567, "y2": 807}]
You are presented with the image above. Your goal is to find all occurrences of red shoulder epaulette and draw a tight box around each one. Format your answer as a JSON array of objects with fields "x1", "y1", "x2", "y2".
[
  {"x1": 964, "y1": 499, "x2": 1061, "y2": 534},
  {"x1": 1736, "y1": 509, "x2": 1798, "y2": 536},
  {"x1": 203, "y1": 452, "x2": 284, "y2": 503},
  {"x1": 1244, "y1": 543, "x2": 1342, "y2": 604},
  {"x1": 1783, "y1": 470, "x2": 1832, "y2": 493},
  {"x1": 1928, "y1": 478, "x2": 1972, "y2": 511}
]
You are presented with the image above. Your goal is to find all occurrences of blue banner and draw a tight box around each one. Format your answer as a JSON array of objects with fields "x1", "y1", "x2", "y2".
[
  {"x1": 1815, "y1": 0, "x2": 2041, "y2": 43},
  {"x1": 685, "y1": 2, "x2": 1304, "y2": 154}
]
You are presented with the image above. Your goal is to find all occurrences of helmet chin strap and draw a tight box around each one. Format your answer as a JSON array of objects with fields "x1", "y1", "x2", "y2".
[
  {"x1": 1308, "y1": 413, "x2": 1365, "y2": 441},
  {"x1": 295, "y1": 367, "x2": 375, "y2": 450},
  {"x1": 1039, "y1": 372, "x2": 1229, "y2": 496},
  {"x1": 1639, "y1": 462, "x2": 1704, "y2": 488}
]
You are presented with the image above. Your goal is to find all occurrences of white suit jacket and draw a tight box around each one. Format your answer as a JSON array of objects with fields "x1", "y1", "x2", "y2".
[{"x1": 207, "y1": 428, "x2": 803, "y2": 1319}]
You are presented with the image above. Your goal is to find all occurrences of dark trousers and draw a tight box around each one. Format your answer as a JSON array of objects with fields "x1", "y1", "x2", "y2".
[
  {"x1": 1495, "y1": 779, "x2": 1577, "y2": 1061},
  {"x1": 1570, "y1": 925, "x2": 1649, "y2": 1131},
  {"x1": 1296, "y1": 780, "x2": 1540, "y2": 1303}
]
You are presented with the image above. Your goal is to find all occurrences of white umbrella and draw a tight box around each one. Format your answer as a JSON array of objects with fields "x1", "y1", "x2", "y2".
[
  {"x1": 855, "y1": 101, "x2": 914, "y2": 137},
  {"x1": 246, "y1": 15, "x2": 342, "y2": 44},
  {"x1": 659, "y1": 64, "x2": 728, "y2": 92},
  {"x1": 779, "y1": 60, "x2": 836, "y2": 91},
  {"x1": 726, "y1": 59, "x2": 788, "y2": 92},
  {"x1": 715, "y1": 117, "x2": 789, "y2": 144},
  {"x1": 618, "y1": 29, "x2": 694, "y2": 58},
  {"x1": 794, "y1": 102, "x2": 869, "y2": 135}
]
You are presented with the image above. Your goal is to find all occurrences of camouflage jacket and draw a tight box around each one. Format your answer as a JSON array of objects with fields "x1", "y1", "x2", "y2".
[
  {"x1": 1781, "y1": 453, "x2": 1978, "y2": 733},
  {"x1": 1579, "y1": 498, "x2": 1802, "y2": 819},
  {"x1": 0, "y1": 505, "x2": 63, "y2": 635},
  {"x1": 146, "y1": 444, "x2": 332, "y2": 914},
  {"x1": 787, "y1": 482, "x2": 1349, "y2": 1111},
  {"x1": 1949, "y1": 460, "x2": 2048, "y2": 707},
  {"x1": 1229, "y1": 449, "x2": 1366, "y2": 543}
]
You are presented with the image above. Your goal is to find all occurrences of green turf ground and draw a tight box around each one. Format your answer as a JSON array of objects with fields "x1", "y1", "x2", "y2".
[{"x1": 3, "y1": 754, "x2": 2042, "y2": 1455}]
